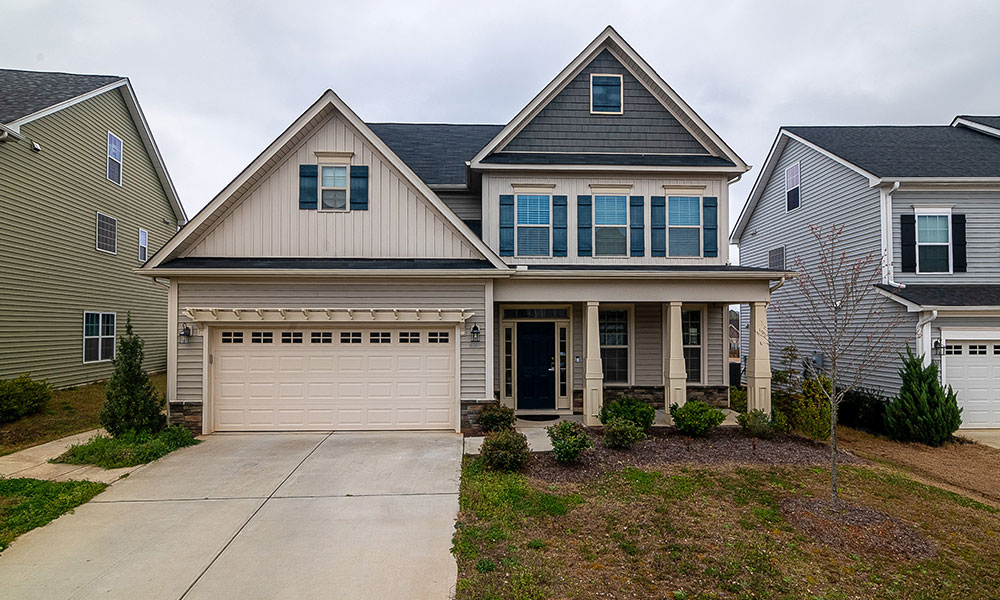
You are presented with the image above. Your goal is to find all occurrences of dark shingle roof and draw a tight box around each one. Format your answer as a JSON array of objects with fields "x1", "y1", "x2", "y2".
[
  {"x1": 0, "y1": 69, "x2": 123, "y2": 124},
  {"x1": 959, "y1": 115, "x2": 1000, "y2": 129},
  {"x1": 367, "y1": 123, "x2": 503, "y2": 186},
  {"x1": 157, "y1": 257, "x2": 495, "y2": 270},
  {"x1": 784, "y1": 125, "x2": 1000, "y2": 178},
  {"x1": 482, "y1": 152, "x2": 736, "y2": 168},
  {"x1": 877, "y1": 284, "x2": 1000, "y2": 307}
]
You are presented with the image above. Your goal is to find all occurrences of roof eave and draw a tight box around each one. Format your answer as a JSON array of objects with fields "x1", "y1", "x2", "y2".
[
  {"x1": 136, "y1": 267, "x2": 509, "y2": 279},
  {"x1": 472, "y1": 162, "x2": 746, "y2": 174}
]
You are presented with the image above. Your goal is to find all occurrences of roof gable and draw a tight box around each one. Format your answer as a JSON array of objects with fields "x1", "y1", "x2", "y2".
[{"x1": 0, "y1": 69, "x2": 122, "y2": 125}]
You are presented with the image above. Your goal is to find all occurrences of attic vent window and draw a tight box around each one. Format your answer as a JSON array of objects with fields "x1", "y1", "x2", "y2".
[{"x1": 590, "y1": 74, "x2": 622, "y2": 114}]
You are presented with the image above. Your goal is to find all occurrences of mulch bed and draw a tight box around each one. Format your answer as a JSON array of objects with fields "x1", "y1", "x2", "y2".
[
  {"x1": 525, "y1": 427, "x2": 862, "y2": 483},
  {"x1": 781, "y1": 497, "x2": 937, "y2": 560}
]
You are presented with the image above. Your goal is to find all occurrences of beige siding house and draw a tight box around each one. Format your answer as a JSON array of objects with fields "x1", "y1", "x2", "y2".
[
  {"x1": 0, "y1": 70, "x2": 186, "y2": 387},
  {"x1": 143, "y1": 27, "x2": 787, "y2": 434}
]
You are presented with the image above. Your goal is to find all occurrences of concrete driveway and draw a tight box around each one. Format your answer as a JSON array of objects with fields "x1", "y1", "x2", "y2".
[{"x1": 0, "y1": 431, "x2": 463, "y2": 599}]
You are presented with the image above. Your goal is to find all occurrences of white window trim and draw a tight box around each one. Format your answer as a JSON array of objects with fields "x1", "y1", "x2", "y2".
[
  {"x1": 667, "y1": 195, "x2": 703, "y2": 258},
  {"x1": 107, "y1": 131, "x2": 123, "y2": 186},
  {"x1": 598, "y1": 304, "x2": 634, "y2": 386},
  {"x1": 317, "y1": 164, "x2": 350, "y2": 213},
  {"x1": 138, "y1": 228, "x2": 149, "y2": 262},
  {"x1": 95, "y1": 212, "x2": 117, "y2": 255},
  {"x1": 593, "y1": 194, "x2": 630, "y2": 257},
  {"x1": 681, "y1": 305, "x2": 707, "y2": 385},
  {"x1": 82, "y1": 310, "x2": 116, "y2": 364},
  {"x1": 914, "y1": 206, "x2": 953, "y2": 275},
  {"x1": 514, "y1": 193, "x2": 553, "y2": 258},
  {"x1": 589, "y1": 73, "x2": 624, "y2": 115},
  {"x1": 784, "y1": 161, "x2": 800, "y2": 213}
]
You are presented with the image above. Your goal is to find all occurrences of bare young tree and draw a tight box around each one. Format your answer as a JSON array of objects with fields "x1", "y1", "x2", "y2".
[{"x1": 773, "y1": 224, "x2": 903, "y2": 503}]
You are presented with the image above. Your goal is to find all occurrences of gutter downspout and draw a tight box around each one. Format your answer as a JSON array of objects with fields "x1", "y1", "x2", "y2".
[
  {"x1": 916, "y1": 309, "x2": 938, "y2": 366},
  {"x1": 883, "y1": 181, "x2": 903, "y2": 288},
  {"x1": 769, "y1": 276, "x2": 786, "y2": 294}
]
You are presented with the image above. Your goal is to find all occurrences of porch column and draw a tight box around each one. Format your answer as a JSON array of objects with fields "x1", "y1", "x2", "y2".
[
  {"x1": 665, "y1": 301, "x2": 687, "y2": 409},
  {"x1": 747, "y1": 301, "x2": 772, "y2": 413},
  {"x1": 584, "y1": 301, "x2": 604, "y2": 427}
]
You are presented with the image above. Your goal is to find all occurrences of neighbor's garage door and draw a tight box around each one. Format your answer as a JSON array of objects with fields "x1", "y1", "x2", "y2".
[
  {"x1": 212, "y1": 327, "x2": 456, "y2": 431},
  {"x1": 945, "y1": 341, "x2": 1000, "y2": 428}
]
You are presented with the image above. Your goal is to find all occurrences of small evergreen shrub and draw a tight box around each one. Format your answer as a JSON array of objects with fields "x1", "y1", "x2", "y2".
[
  {"x1": 598, "y1": 395, "x2": 655, "y2": 431},
  {"x1": 477, "y1": 403, "x2": 515, "y2": 433},
  {"x1": 736, "y1": 409, "x2": 781, "y2": 439},
  {"x1": 839, "y1": 387, "x2": 888, "y2": 435},
  {"x1": 99, "y1": 316, "x2": 165, "y2": 437},
  {"x1": 729, "y1": 386, "x2": 748, "y2": 413},
  {"x1": 603, "y1": 417, "x2": 646, "y2": 450},
  {"x1": 479, "y1": 428, "x2": 531, "y2": 471},
  {"x1": 797, "y1": 377, "x2": 833, "y2": 441},
  {"x1": 669, "y1": 400, "x2": 725, "y2": 437},
  {"x1": 771, "y1": 408, "x2": 791, "y2": 434},
  {"x1": 885, "y1": 347, "x2": 962, "y2": 446},
  {"x1": 545, "y1": 421, "x2": 592, "y2": 463},
  {"x1": 0, "y1": 374, "x2": 51, "y2": 424}
]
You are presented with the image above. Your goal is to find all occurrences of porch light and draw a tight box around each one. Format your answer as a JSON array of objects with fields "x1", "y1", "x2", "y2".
[
  {"x1": 933, "y1": 339, "x2": 943, "y2": 355},
  {"x1": 470, "y1": 323, "x2": 481, "y2": 343},
  {"x1": 179, "y1": 323, "x2": 192, "y2": 344}
]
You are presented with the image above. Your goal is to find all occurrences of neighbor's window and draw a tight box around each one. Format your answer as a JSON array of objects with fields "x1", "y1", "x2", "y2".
[
  {"x1": 594, "y1": 195, "x2": 628, "y2": 256},
  {"x1": 682, "y1": 308, "x2": 703, "y2": 383},
  {"x1": 107, "y1": 132, "x2": 123, "y2": 185},
  {"x1": 668, "y1": 196, "x2": 700, "y2": 257},
  {"x1": 916, "y1": 214, "x2": 951, "y2": 273},
  {"x1": 320, "y1": 165, "x2": 349, "y2": 211},
  {"x1": 515, "y1": 194, "x2": 551, "y2": 256},
  {"x1": 599, "y1": 308, "x2": 629, "y2": 384},
  {"x1": 591, "y1": 74, "x2": 623, "y2": 114},
  {"x1": 96, "y1": 212, "x2": 117, "y2": 254},
  {"x1": 138, "y1": 228, "x2": 149, "y2": 262},
  {"x1": 785, "y1": 162, "x2": 800, "y2": 211},
  {"x1": 83, "y1": 311, "x2": 116, "y2": 363},
  {"x1": 768, "y1": 246, "x2": 785, "y2": 270}
]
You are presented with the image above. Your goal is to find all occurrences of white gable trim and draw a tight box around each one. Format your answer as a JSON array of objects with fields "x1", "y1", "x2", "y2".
[
  {"x1": 951, "y1": 116, "x2": 1000, "y2": 139},
  {"x1": 142, "y1": 90, "x2": 508, "y2": 272},
  {"x1": 469, "y1": 26, "x2": 748, "y2": 171}
]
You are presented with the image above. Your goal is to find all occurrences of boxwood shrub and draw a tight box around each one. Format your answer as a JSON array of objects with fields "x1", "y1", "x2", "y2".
[
  {"x1": 598, "y1": 396, "x2": 655, "y2": 431},
  {"x1": 603, "y1": 417, "x2": 646, "y2": 450},
  {"x1": 545, "y1": 421, "x2": 592, "y2": 462},
  {"x1": 669, "y1": 400, "x2": 725, "y2": 437},
  {"x1": 477, "y1": 403, "x2": 515, "y2": 433},
  {"x1": 0, "y1": 374, "x2": 51, "y2": 424},
  {"x1": 479, "y1": 428, "x2": 531, "y2": 471}
]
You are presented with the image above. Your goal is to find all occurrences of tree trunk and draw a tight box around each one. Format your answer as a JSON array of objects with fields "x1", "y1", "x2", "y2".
[{"x1": 831, "y1": 402, "x2": 839, "y2": 505}]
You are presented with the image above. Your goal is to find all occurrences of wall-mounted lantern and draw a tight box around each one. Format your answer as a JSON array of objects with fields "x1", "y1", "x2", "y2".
[
  {"x1": 470, "y1": 323, "x2": 481, "y2": 343},
  {"x1": 179, "y1": 323, "x2": 192, "y2": 344}
]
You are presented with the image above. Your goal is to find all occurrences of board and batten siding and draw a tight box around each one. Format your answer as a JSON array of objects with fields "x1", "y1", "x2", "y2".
[
  {"x1": 891, "y1": 189, "x2": 1000, "y2": 285},
  {"x1": 483, "y1": 173, "x2": 729, "y2": 265},
  {"x1": 738, "y1": 138, "x2": 915, "y2": 392},
  {"x1": 185, "y1": 111, "x2": 479, "y2": 259},
  {"x1": 173, "y1": 279, "x2": 489, "y2": 405},
  {"x1": 0, "y1": 88, "x2": 177, "y2": 387}
]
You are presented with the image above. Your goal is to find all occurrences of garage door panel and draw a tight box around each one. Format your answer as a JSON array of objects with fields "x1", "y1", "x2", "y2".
[{"x1": 946, "y1": 341, "x2": 1000, "y2": 428}]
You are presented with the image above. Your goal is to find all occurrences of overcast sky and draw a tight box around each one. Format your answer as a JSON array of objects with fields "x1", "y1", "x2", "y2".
[{"x1": 4, "y1": 0, "x2": 999, "y2": 251}]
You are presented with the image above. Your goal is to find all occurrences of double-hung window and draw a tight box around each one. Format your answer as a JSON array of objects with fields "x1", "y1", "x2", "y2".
[
  {"x1": 668, "y1": 196, "x2": 700, "y2": 257},
  {"x1": 515, "y1": 194, "x2": 551, "y2": 256},
  {"x1": 138, "y1": 228, "x2": 149, "y2": 262},
  {"x1": 590, "y1": 74, "x2": 623, "y2": 114},
  {"x1": 320, "y1": 165, "x2": 349, "y2": 211},
  {"x1": 594, "y1": 195, "x2": 628, "y2": 256},
  {"x1": 785, "y1": 162, "x2": 800, "y2": 211},
  {"x1": 599, "y1": 308, "x2": 630, "y2": 384},
  {"x1": 96, "y1": 212, "x2": 117, "y2": 254},
  {"x1": 107, "y1": 132, "x2": 123, "y2": 185},
  {"x1": 681, "y1": 308, "x2": 703, "y2": 383},
  {"x1": 916, "y1": 211, "x2": 951, "y2": 273},
  {"x1": 83, "y1": 311, "x2": 116, "y2": 363}
]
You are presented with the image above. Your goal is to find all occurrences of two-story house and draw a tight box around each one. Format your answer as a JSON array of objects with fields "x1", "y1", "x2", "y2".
[
  {"x1": 0, "y1": 69, "x2": 186, "y2": 387},
  {"x1": 733, "y1": 116, "x2": 1000, "y2": 428},
  {"x1": 141, "y1": 27, "x2": 787, "y2": 434}
]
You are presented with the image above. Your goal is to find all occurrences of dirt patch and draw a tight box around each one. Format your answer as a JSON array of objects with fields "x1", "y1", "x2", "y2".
[
  {"x1": 526, "y1": 427, "x2": 861, "y2": 483},
  {"x1": 781, "y1": 496, "x2": 937, "y2": 560}
]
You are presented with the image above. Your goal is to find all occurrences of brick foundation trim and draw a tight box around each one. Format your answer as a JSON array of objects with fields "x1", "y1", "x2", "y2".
[
  {"x1": 168, "y1": 402, "x2": 203, "y2": 435},
  {"x1": 461, "y1": 398, "x2": 498, "y2": 432}
]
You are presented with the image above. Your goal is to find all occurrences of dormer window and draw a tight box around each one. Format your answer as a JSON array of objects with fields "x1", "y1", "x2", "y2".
[{"x1": 590, "y1": 74, "x2": 622, "y2": 114}]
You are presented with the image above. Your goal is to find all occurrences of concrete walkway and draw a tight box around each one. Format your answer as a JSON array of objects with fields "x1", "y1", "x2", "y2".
[
  {"x1": 0, "y1": 429, "x2": 143, "y2": 484},
  {"x1": 0, "y1": 431, "x2": 463, "y2": 600},
  {"x1": 958, "y1": 429, "x2": 1000, "y2": 449}
]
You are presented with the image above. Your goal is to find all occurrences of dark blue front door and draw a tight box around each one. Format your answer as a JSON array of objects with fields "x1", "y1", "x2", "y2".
[{"x1": 516, "y1": 322, "x2": 555, "y2": 410}]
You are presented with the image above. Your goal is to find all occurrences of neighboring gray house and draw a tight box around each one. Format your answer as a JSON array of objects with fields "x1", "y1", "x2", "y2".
[
  {"x1": 0, "y1": 70, "x2": 186, "y2": 387},
  {"x1": 732, "y1": 116, "x2": 1000, "y2": 428},
  {"x1": 140, "y1": 27, "x2": 788, "y2": 434}
]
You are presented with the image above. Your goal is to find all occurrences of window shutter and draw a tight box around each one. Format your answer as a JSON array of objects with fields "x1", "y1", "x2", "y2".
[
  {"x1": 552, "y1": 195, "x2": 568, "y2": 257},
  {"x1": 499, "y1": 195, "x2": 514, "y2": 256},
  {"x1": 299, "y1": 165, "x2": 318, "y2": 210},
  {"x1": 651, "y1": 196, "x2": 666, "y2": 257},
  {"x1": 900, "y1": 214, "x2": 916, "y2": 273},
  {"x1": 629, "y1": 196, "x2": 644, "y2": 256},
  {"x1": 952, "y1": 213, "x2": 967, "y2": 272},
  {"x1": 577, "y1": 195, "x2": 592, "y2": 256},
  {"x1": 349, "y1": 166, "x2": 369, "y2": 210},
  {"x1": 703, "y1": 196, "x2": 718, "y2": 258}
]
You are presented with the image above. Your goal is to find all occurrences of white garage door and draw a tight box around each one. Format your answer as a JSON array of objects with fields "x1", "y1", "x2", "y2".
[
  {"x1": 212, "y1": 327, "x2": 456, "y2": 431},
  {"x1": 945, "y1": 341, "x2": 1000, "y2": 428}
]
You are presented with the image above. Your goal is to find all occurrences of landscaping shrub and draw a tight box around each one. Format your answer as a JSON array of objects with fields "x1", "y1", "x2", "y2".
[
  {"x1": 736, "y1": 409, "x2": 782, "y2": 439},
  {"x1": 729, "y1": 386, "x2": 747, "y2": 413},
  {"x1": 0, "y1": 374, "x2": 51, "y2": 424},
  {"x1": 100, "y1": 316, "x2": 165, "y2": 437},
  {"x1": 598, "y1": 395, "x2": 655, "y2": 431},
  {"x1": 669, "y1": 400, "x2": 725, "y2": 437},
  {"x1": 885, "y1": 348, "x2": 962, "y2": 446},
  {"x1": 771, "y1": 408, "x2": 791, "y2": 434},
  {"x1": 479, "y1": 428, "x2": 531, "y2": 472},
  {"x1": 602, "y1": 417, "x2": 646, "y2": 450},
  {"x1": 839, "y1": 387, "x2": 888, "y2": 435},
  {"x1": 54, "y1": 426, "x2": 198, "y2": 469},
  {"x1": 545, "y1": 421, "x2": 592, "y2": 463},
  {"x1": 477, "y1": 403, "x2": 515, "y2": 433},
  {"x1": 797, "y1": 377, "x2": 833, "y2": 441}
]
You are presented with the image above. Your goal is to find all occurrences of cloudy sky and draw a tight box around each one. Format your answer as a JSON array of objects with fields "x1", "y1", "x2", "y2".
[{"x1": 4, "y1": 0, "x2": 998, "y2": 249}]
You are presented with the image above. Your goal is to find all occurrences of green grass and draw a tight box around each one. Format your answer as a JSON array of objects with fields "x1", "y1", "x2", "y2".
[
  {"x1": 0, "y1": 373, "x2": 167, "y2": 456},
  {"x1": 0, "y1": 478, "x2": 106, "y2": 551},
  {"x1": 52, "y1": 426, "x2": 199, "y2": 469}
]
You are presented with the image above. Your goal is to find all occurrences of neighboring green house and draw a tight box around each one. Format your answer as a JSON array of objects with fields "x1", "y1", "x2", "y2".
[{"x1": 0, "y1": 69, "x2": 186, "y2": 387}]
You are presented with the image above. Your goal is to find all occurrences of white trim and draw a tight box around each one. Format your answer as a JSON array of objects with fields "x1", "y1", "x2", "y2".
[
  {"x1": 662, "y1": 185, "x2": 705, "y2": 195},
  {"x1": 138, "y1": 227, "x2": 149, "y2": 262},
  {"x1": 477, "y1": 162, "x2": 747, "y2": 174},
  {"x1": 951, "y1": 116, "x2": 1000, "y2": 139},
  {"x1": 95, "y1": 212, "x2": 118, "y2": 254},
  {"x1": 589, "y1": 184, "x2": 633, "y2": 194},
  {"x1": 184, "y1": 306, "x2": 475, "y2": 324},
  {"x1": 784, "y1": 161, "x2": 800, "y2": 212},
  {"x1": 82, "y1": 310, "x2": 116, "y2": 363},
  {"x1": 7, "y1": 79, "x2": 127, "y2": 130},
  {"x1": 317, "y1": 164, "x2": 350, "y2": 212},
  {"x1": 589, "y1": 73, "x2": 624, "y2": 115},
  {"x1": 499, "y1": 304, "x2": 574, "y2": 410},
  {"x1": 914, "y1": 208, "x2": 953, "y2": 274}
]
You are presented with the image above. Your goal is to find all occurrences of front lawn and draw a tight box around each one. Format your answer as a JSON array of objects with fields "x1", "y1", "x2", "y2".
[
  {"x1": 455, "y1": 434, "x2": 1000, "y2": 599},
  {"x1": 0, "y1": 478, "x2": 106, "y2": 551},
  {"x1": 52, "y1": 426, "x2": 199, "y2": 469},
  {"x1": 0, "y1": 373, "x2": 167, "y2": 456}
]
